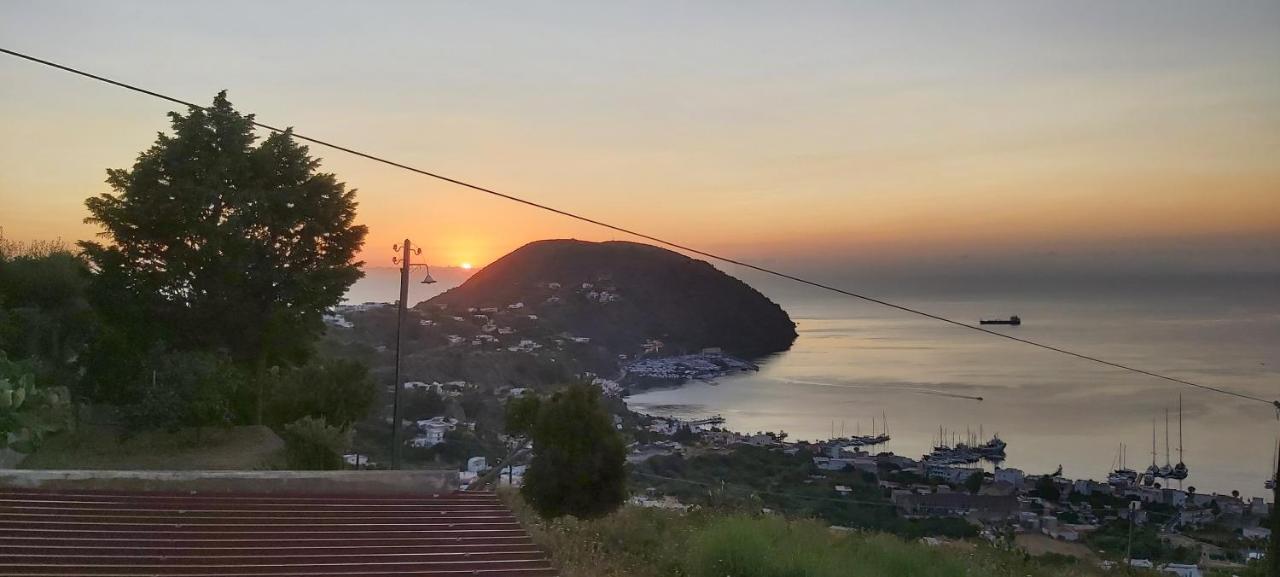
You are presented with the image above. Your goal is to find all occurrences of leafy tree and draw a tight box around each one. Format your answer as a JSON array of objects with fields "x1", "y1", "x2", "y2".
[
  {"x1": 400, "y1": 389, "x2": 447, "y2": 420},
  {"x1": 504, "y1": 395, "x2": 542, "y2": 437},
  {"x1": 964, "y1": 471, "x2": 984, "y2": 495},
  {"x1": 79, "y1": 91, "x2": 368, "y2": 372},
  {"x1": 0, "y1": 239, "x2": 95, "y2": 391},
  {"x1": 121, "y1": 351, "x2": 243, "y2": 434},
  {"x1": 1032, "y1": 474, "x2": 1061, "y2": 502},
  {"x1": 521, "y1": 383, "x2": 626, "y2": 519},
  {"x1": 265, "y1": 358, "x2": 375, "y2": 428}
]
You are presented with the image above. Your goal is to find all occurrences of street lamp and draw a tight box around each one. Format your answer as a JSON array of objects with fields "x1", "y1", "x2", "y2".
[{"x1": 390, "y1": 239, "x2": 435, "y2": 469}]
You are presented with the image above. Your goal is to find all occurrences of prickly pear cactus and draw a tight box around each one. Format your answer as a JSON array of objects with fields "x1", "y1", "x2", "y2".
[{"x1": 0, "y1": 365, "x2": 72, "y2": 454}]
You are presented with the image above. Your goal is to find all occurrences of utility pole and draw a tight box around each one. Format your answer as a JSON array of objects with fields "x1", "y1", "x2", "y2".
[
  {"x1": 1269, "y1": 441, "x2": 1279, "y2": 577},
  {"x1": 1124, "y1": 499, "x2": 1138, "y2": 573},
  {"x1": 390, "y1": 239, "x2": 435, "y2": 469}
]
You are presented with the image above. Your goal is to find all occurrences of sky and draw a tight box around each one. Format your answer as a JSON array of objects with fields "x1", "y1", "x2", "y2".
[{"x1": 2, "y1": 1, "x2": 1278, "y2": 275}]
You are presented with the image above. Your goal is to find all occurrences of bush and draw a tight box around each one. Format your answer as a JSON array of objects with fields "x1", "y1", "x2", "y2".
[
  {"x1": 686, "y1": 515, "x2": 971, "y2": 577},
  {"x1": 522, "y1": 383, "x2": 626, "y2": 519},
  {"x1": 265, "y1": 358, "x2": 375, "y2": 428},
  {"x1": 281, "y1": 416, "x2": 350, "y2": 470},
  {"x1": 122, "y1": 351, "x2": 242, "y2": 434}
]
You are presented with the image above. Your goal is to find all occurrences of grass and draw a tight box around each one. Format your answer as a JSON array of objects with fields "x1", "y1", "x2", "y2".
[
  {"x1": 503, "y1": 491, "x2": 1155, "y2": 577},
  {"x1": 20, "y1": 424, "x2": 286, "y2": 470}
]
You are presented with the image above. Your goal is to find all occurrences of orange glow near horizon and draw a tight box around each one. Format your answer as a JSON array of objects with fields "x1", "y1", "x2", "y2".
[{"x1": 2, "y1": 3, "x2": 1279, "y2": 273}]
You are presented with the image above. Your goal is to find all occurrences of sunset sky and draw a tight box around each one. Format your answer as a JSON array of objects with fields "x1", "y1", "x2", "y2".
[{"x1": 2, "y1": 1, "x2": 1278, "y2": 274}]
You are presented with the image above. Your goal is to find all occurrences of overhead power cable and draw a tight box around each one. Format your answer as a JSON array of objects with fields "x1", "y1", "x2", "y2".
[{"x1": 2, "y1": 46, "x2": 1275, "y2": 411}]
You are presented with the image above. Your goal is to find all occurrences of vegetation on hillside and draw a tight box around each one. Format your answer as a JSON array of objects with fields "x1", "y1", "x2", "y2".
[
  {"x1": 505, "y1": 494, "x2": 1124, "y2": 577},
  {"x1": 1, "y1": 94, "x2": 374, "y2": 469},
  {"x1": 635, "y1": 444, "x2": 975, "y2": 539}
]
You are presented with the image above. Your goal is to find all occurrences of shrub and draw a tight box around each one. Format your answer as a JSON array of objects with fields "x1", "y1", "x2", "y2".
[
  {"x1": 686, "y1": 515, "x2": 974, "y2": 577},
  {"x1": 121, "y1": 351, "x2": 241, "y2": 434},
  {"x1": 265, "y1": 358, "x2": 375, "y2": 428},
  {"x1": 0, "y1": 354, "x2": 72, "y2": 453},
  {"x1": 281, "y1": 416, "x2": 350, "y2": 470},
  {"x1": 521, "y1": 383, "x2": 626, "y2": 519}
]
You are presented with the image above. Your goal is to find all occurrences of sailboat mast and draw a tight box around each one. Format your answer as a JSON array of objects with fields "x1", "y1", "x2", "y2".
[
  {"x1": 1151, "y1": 419, "x2": 1157, "y2": 466},
  {"x1": 1165, "y1": 408, "x2": 1171, "y2": 466},
  {"x1": 1178, "y1": 396, "x2": 1184, "y2": 463}
]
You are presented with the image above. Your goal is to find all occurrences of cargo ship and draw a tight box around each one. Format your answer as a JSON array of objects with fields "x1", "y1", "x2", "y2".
[{"x1": 979, "y1": 315, "x2": 1021, "y2": 326}]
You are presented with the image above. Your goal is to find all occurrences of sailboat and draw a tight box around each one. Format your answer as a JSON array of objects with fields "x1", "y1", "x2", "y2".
[
  {"x1": 1169, "y1": 396, "x2": 1189, "y2": 480},
  {"x1": 1108, "y1": 443, "x2": 1138, "y2": 485},
  {"x1": 1266, "y1": 438, "x2": 1277, "y2": 490},
  {"x1": 1157, "y1": 408, "x2": 1174, "y2": 478},
  {"x1": 1140, "y1": 418, "x2": 1162, "y2": 485}
]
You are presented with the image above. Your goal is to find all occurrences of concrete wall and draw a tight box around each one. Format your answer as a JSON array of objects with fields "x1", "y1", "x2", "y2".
[{"x1": 0, "y1": 469, "x2": 459, "y2": 495}]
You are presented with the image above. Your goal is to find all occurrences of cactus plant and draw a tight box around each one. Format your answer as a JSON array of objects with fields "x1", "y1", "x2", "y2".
[{"x1": 0, "y1": 357, "x2": 71, "y2": 453}]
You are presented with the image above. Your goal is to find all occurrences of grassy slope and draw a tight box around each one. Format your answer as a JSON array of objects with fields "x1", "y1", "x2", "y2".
[
  {"x1": 503, "y1": 492, "x2": 1143, "y2": 577},
  {"x1": 20, "y1": 424, "x2": 285, "y2": 470}
]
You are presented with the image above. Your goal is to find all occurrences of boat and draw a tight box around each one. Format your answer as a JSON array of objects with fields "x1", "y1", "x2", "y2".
[
  {"x1": 979, "y1": 315, "x2": 1021, "y2": 326},
  {"x1": 1267, "y1": 439, "x2": 1277, "y2": 490},
  {"x1": 973, "y1": 435, "x2": 1007, "y2": 458},
  {"x1": 1145, "y1": 418, "x2": 1161, "y2": 480},
  {"x1": 923, "y1": 427, "x2": 1005, "y2": 464},
  {"x1": 1168, "y1": 396, "x2": 1189, "y2": 480},
  {"x1": 1108, "y1": 443, "x2": 1139, "y2": 485},
  {"x1": 845, "y1": 414, "x2": 890, "y2": 447}
]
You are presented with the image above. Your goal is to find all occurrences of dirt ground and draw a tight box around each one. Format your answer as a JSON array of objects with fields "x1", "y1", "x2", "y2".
[
  {"x1": 20, "y1": 424, "x2": 285, "y2": 470},
  {"x1": 1015, "y1": 533, "x2": 1100, "y2": 562}
]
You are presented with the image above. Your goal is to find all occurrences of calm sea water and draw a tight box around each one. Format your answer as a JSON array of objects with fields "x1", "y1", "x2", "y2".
[
  {"x1": 626, "y1": 270, "x2": 1280, "y2": 500},
  {"x1": 347, "y1": 266, "x2": 1279, "y2": 499}
]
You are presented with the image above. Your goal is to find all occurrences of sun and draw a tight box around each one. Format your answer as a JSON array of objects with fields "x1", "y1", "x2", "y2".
[{"x1": 460, "y1": 262, "x2": 473, "y2": 270}]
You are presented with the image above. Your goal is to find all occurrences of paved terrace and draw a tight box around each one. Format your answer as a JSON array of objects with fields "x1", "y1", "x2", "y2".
[{"x1": 0, "y1": 488, "x2": 556, "y2": 576}]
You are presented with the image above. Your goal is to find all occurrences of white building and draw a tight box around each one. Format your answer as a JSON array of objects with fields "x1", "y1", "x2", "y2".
[
  {"x1": 994, "y1": 467, "x2": 1024, "y2": 486},
  {"x1": 322, "y1": 313, "x2": 354, "y2": 328},
  {"x1": 1157, "y1": 563, "x2": 1202, "y2": 577},
  {"x1": 411, "y1": 417, "x2": 460, "y2": 447},
  {"x1": 343, "y1": 453, "x2": 369, "y2": 467}
]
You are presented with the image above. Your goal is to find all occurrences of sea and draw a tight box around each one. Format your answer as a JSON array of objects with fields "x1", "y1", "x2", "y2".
[{"x1": 347, "y1": 266, "x2": 1280, "y2": 499}]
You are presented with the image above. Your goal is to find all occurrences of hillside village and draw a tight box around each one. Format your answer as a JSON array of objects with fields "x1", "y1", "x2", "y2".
[
  {"x1": 626, "y1": 412, "x2": 1272, "y2": 576},
  {"x1": 322, "y1": 293, "x2": 1270, "y2": 576}
]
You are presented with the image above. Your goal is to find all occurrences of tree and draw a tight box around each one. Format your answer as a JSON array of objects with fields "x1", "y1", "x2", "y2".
[
  {"x1": 964, "y1": 471, "x2": 984, "y2": 495},
  {"x1": 400, "y1": 389, "x2": 447, "y2": 420},
  {"x1": 504, "y1": 395, "x2": 542, "y2": 437},
  {"x1": 0, "y1": 237, "x2": 96, "y2": 391},
  {"x1": 1033, "y1": 475, "x2": 1061, "y2": 502},
  {"x1": 265, "y1": 358, "x2": 375, "y2": 428},
  {"x1": 121, "y1": 350, "x2": 243, "y2": 434},
  {"x1": 80, "y1": 91, "x2": 367, "y2": 371},
  {"x1": 521, "y1": 383, "x2": 626, "y2": 519}
]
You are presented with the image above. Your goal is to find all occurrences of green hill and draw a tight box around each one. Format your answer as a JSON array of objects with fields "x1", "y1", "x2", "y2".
[{"x1": 426, "y1": 239, "x2": 797, "y2": 359}]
